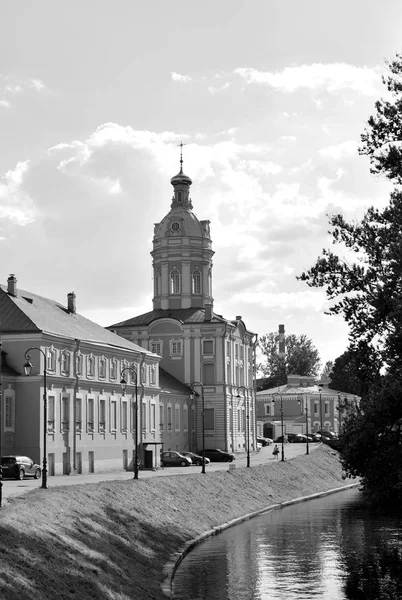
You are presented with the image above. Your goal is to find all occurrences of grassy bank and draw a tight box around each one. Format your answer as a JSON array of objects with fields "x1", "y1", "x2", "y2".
[{"x1": 0, "y1": 445, "x2": 352, "y2": 600}]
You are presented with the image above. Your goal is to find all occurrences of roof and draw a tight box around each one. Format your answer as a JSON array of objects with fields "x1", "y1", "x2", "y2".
[
  {"x1": 159, "y1": 367, "x2": 191, "y2": 396},
  {"x1": 109, "y1": 308, "x2": 228, "y2": 328},
  {"x1": 256, "y1": 383, "x2": 354, "y2": 398},
  {"x1": 0, "y1": 351, "x2": 20, "y2": 376},
  {"x1": 0, "y1": 285, "x2": 156, "y2": 357}
]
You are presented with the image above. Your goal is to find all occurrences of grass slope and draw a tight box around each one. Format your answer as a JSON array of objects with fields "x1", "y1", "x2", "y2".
[{"x1": 0, "y1": 446, "x2": 349, "y2": 600}]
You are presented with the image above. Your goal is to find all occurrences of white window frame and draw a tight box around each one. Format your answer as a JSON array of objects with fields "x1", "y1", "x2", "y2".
[
  {"x1": 264, "y1": 404, "x2": 271, "y2": 416},
  {"x1": 202, "y1": 339, "x2": 214, "y2": 355},
  {"x1": 99, "y1": 356, "x2": 106, "y2": 380},
  {"x1": 110, "y1": 398, "x2": 117, "y2": 432},
  {"x1": 99, "y1": 397, "x2": 106, "y2": 432},
  {"x1": 60, "y1": 349, "x2": 70, "y2": 376},
  {"x1": 46, "y1": 346, "x2": 56, "y2": 372},
  {"x1": 150, "y1": 340, "x2": 162, "y2": 355},
  {"x1": 75, "y1": 396, "x2": 82, "y2": 432},
  {"x1": 47, "y1": 395, "x2": 55, "y2": 432},
  {"x1": 87, "y1": 354, "x2": 95, "y2": 379},
  {"x1": 170, "y1": 269, "x2": 181, "y2": 294},
  {"x1": 110, "y1": 357, "x2": 118, "y2": 381},
  {"x1": 4, "y1": 389, "x2": 15, "y2": 432},
  {"x1": 170, "y1": 339, "x2": 183, "y2": 357},
  {"x1": 87, "y1": 396, "x2": 95, "y2": 432},
  {"x1": 192, "y1": 269, "x2": 201, "y2": 294},
  {"x1": 175, "y1": 404, "x2": 180, "y2": 432},
  {"x1": 121, "y1": 399, "x2": 128, "y2": 432}
]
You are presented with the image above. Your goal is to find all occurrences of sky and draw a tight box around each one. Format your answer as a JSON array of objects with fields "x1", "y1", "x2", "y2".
[{"x1": 1, "y1": 0, "x2": 401, "y2": 370}]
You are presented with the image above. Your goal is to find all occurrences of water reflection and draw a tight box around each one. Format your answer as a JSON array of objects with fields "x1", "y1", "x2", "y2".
[{"x1": 172, "y1": 488, "x2": 402, "y2": 600}]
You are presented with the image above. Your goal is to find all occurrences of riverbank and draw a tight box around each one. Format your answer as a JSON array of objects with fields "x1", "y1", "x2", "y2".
[{"x1": 0, "y1": 445, "x2": 354, "y2": 600}]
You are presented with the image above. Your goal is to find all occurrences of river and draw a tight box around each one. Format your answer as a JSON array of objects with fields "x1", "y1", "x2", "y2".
[{"x1": 172, "y1": 487, "x2": 402, "y2": 600}]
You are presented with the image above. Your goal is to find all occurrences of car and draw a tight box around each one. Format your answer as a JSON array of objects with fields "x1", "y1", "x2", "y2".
[
  {"x1": 317, "y1": 430, "x2": 338, "y2": 440},
  {"x1": 160, "y1": 451, "x2": 192, "y2": 467},
  {"x1": 310, "y1": 433, "x2": 322, "y2": 442},
  {"x1": 1, "y1": 455, "x2": 41, "y2": 480},
  {"x1": 180, "y1": 452, "x2": 211, "y2": 466},
  {"x1": 200, "y1": 448, "x2": 235, "y2": 462},
  {"x1": 257, "y1": 436, "x2": 272, "y2": 446},
  {"x1": 256, "y1": 442, "x2": 262, "y2": 451},
  {"x1": 275, "y1": 434, "x2": 298, "y2": 443},
  {"x1": 294, "y1": 434, "x2": 308, "y2": 443}
]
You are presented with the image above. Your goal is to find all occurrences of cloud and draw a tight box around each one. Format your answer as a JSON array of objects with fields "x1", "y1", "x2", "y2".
[
  {"x1": 171, "y1": 72, "x2": 192, "y2": 83},
  {"x1": 0, "y1": 160, "x2": 35, "y2": 225},
  {"x1": 208, "y1": 82, "x2": 231, "y2": 94},
  {"x1": 234, "y1": 63, "x2": 380, "y2": 96},
  {"x1": 319, "y1": 140, "x2": 358, "y2": 160},
  {"x1": 0, "y1": 75, "x2": 49, "y2": 108},
  {"x1": 280, "y1": 136, "x2": 297, "y2": 142}
]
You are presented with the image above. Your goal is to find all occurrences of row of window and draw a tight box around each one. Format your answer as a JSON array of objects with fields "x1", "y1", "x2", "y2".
[
  {"x1": 150, "y1": 338, "x2": 215, "y2": 357},
  {"x1": 43, "y1": 346, "x2": 157, "y2": 384},
  {"x1": 154, "y1": 268, "x2": 212, "y2": 296},
  {"x1": 264, "y1": 400, "x2": 340, "y2": 417}
]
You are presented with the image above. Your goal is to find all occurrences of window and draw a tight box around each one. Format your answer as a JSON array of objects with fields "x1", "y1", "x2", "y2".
[
  {"x1": 151, "y1": 341, "x2": 162, "y2": 355},
  {"x1": 75, "y1": 398, "x2": 82, "y2": 431},
  {"x1": 121, "y1": 400, "x2": 128, "y2": 432},
  {"x1": 203, "y1": 340, "x2": 214, "y2": 354},
  {"x1": 4, "y1": 391, "x2": 15, "y2": 432},
  {"x1": 314, "y1": 402, "x2": 319, "y2": 416},
  {"x1": 99, "y1": 356, "x2": 106, "y2": 379},
  {"x1": 324, "y1": 401, "x2": 329, "y2": 417},
  {"x1": 208, "y1": 269, "x2": 212, "y2": 296},
  {"x1": 226, "y1": 362, "x2": 231, "y2": 384},
  {"x1": 183, "y1": 405, "x2": 188, "y2": 432},
  {"x1": 142, "y1": 402, "x2": 147, "y2": 431},
  {"x1": 131, "y1": 400, "x2": 137, "y2": 432},
  {"x1": 110, "y1": 358, "x2": 117, "y2": 380},
  {"x1": 237, "y1": 409, "x2": 241, "y2": 432},
  {"x1": 87, "y1": 354, "x2": 95, "y2": 378},
  {"x1": 175, "y1": 405, "x2": 180, "y2": 431},
  {"x1": 76, "y1": 353, "x2": 83, "y2": 376},
  {"x1": 150, "y1": 364, "x2": 156, "y2": 385},
  {"x1": 61, "y1": 396, "x2": 69, "y2": 431},
  {"x1": 61, "y1": 350, "x2": 70, "y2": 375},
  {"x1": 99, "y1": 399, "x2": 106, "y2": 431},
  {"x1": 170, "y1": 269, "x2": 181, "y2": 294},
  {"x1": 151, "y1": 404, "x2": 156, "y2": 431},
  {"x1": 87, "y1": 398, "x2": 94, "y2": 431},
  {"x1": 265, "y1": 404, "x2": 271, "y2": 416},
  {"x1": 48, "y1": 396, "x2": 55, "y2": 431},
  {"x1": 141, "y1": 364, "x2": 146, "y2": 384},
  {"x1": 154, "y1": 270, "x2": 161, "y2": 296},
  {"x1": 204, "y1": 408, "x2": 215, "y2": 430},
  {"x1": 110, "y1": 400, "x2": 117, "y2": 431},
  {"x1": 46, "y1": 346, "x2": 56, "y2": 372},
  {"x1": 159, "y1": 404, "x2": 164, "y2": 430},
  {"x1": 167, "y1": 406, "x2": 172, "y2": 431},
  {"x1": 170, "y1": 340, "x2": 182, "y2": 357},
  {"x1": 226, "y1": 341, "x2": 231, "y2": 356},
  {"x1": 192, "y1": 269, "x2": 201, "y2": 294},
  {"x1": 203, "y1": 363, "x2": 215, "y2": 385},
  {"x1": 177, "y1": 191, "x2": 182, "y2": 203},
  {"x1": 235, "y1": 345, "x2": 239, "y2": 359}
]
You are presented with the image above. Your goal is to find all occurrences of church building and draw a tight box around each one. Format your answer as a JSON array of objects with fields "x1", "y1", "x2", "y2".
[{"x1": 109, "y1": 151, "x2": 257, "y2": 455}]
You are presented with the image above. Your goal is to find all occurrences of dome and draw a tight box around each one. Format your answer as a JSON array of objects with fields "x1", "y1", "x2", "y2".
[{"x1": 170, "y1": 168, "x2": 192, "y2": 187}]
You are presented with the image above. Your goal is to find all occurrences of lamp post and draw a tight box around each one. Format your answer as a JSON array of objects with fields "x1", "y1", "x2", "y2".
[
  {"x1": 120, "y1": 367, "x2": 139, "y2": 479},
  {"x1": 297, "y1": 394, "x2": 310, "y2": 455},
  {"x1": 190, "y1": 381, "x2": 206, "y2": 474},
  {"x1": 236, "y1": 386, "x2": 250, "y2": 468},
  {"x1": 319, "y1": 391, "x2": 323, "y2": 433},
  {"x1": 23, "y1": 347, "x2": 48, "y2": 489},
  {"x1": 272, "y1": 393, "x2": 285, "y2": 462}
]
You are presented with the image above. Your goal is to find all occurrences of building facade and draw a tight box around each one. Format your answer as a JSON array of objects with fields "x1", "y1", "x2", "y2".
[
  {"x1": 109, "y1": 159, "x2": 257, "y2": 455},
  {"x1": 0, "y1": 274, "x2": 194, "y2": 475},
  {"x1": 256, "y1": 374, "x2": 359, "y2": 440}
]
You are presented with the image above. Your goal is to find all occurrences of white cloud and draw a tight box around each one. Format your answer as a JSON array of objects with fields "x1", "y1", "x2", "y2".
[
  {"x1": 234, "y1": 63, "x2": 380, "y2": 96},
  {"x1": 319, "y1": 140, "x2": 358, "y2": 160},
  {"x1": 0, "y1": 75, "x2": 48, "y2": 108},
  {"x1": 30, "y1": 78, "x2": 46, "y2": 92},
  {"x1": 0, "y1": 161, "x2": 35, "y2": 225},
  {"x1": 281, "y1": 135, "x2": 297, "y2": 142},
  {"x1": 0, "y1": 99, "x2": 10, "y2": 108},
  {"x1": 171, "y1": 72, "x2": 192, "y2": 83},
  {"x1": 208, "y1": 82, "x2": 231, "y2": 94}
]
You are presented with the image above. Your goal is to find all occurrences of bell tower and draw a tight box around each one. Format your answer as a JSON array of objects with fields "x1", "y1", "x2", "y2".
[{"x1": 151, "y1": 144, "x2": 214, "y2": 310}]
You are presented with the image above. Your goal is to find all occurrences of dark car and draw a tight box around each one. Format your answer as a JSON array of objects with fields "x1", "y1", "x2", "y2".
[
  {"x1": 180, "y1": 452, "x2": 211, "y2": 466},
  {"x1": 1, "y1": 456, "x2": 41, "y2": 480},
  {"x1": 275, "y1": 433, "x2": 298, "y2": 443},
  {"x1": 200, "y1": 448, "x2": 235, "y2": 462},
  {"x1": 257, "y1": 436, "x2": 272, "y2": 446},
  {"x1": 317, "y1": 430, "x2": 338, "y2": 440},
  {"x1": 160, "y1": 451, "x2": 192, "y2": 467},
  {"x1": 294, "y1": 433, "x2": 308, "y2": 443}
]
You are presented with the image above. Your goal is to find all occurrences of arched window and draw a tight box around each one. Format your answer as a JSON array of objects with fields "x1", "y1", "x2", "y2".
[
  {"x1": 192, "y1": 269, "x2": 201, "y2": 294},
  {"x1": 177, "y1": 191, "x2": 182, "y2": 202},
  {"x1": 208, "y1": 269, "x2": 212, "y2": 296},
  {"x1": 170, "y1": 269, "x2": 181, "y2": 294}
]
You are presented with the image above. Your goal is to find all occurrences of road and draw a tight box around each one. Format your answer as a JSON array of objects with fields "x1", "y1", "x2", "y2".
[{"x1": 0, "y1": 442, "x2": 320, "y2": 506}]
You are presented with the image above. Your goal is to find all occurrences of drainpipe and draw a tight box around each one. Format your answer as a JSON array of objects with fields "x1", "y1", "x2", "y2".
[
  {"x1": 73, "y1": 339, "x2": 81, "y2": 473},
  {"x1": 139, "y1": 352, "x2": 147, "y2": 467}
]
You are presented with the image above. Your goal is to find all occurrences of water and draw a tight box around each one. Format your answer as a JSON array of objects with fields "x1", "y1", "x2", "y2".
[{"x1": 172, "y1": 488, "x2": 402, "y2": 600}]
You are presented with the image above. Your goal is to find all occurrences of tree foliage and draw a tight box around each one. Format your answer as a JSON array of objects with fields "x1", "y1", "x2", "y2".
[
  {"x1": 258, "y1": 332, "x2": 320, "y2": 389},
  {"x1": 298, "y1": 54, "x2": 402, "y2": 506},
  {"x1": 320, "y1": 360, "x2": 333, "y2": 380}
]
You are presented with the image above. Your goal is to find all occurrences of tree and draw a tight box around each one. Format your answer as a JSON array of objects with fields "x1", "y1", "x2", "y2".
[
  {"x1": 330, "y1": 346, "x2": 380, "y2": 396},
  {"x1": 258, "y1": 332, "x2": 320, "y2": 389},
  {"x1": 320, "y1": 360, "x2": 333, "y2": 380},
  {"x1": 297, "y1": 54, "x2": 402, "y2": 505}
]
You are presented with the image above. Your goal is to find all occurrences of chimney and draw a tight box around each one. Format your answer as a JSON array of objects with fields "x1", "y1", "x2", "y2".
[
  {"x1": 278, "y1": 324, "x2": 285, "y2": 356},
  {"x1": 204, "y1": 303, "x2": 213, "y2": 321},
  {"x1": 7, "y1": 274, "x2": 17, "y2": 297},
  {"x1": 236, "y1": 315, "x2": 242, "y2": 321},
  {"x1": 67, "y1": 292, "x2": 76, "y2": 314}
]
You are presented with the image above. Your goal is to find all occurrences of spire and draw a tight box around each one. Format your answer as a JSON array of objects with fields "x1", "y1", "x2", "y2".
[
  {"x1": 178, "y1": 140, "x2": 186, "y2": 172},
  {"x1": 170, "y1": 140, "x2": 192, "y2": 188}
]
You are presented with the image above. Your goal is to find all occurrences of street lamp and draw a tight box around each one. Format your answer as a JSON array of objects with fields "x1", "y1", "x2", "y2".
[
  {"x1": 120, "y1": 367, "x2": 139, "y2": 479},
  {"x1": 297, "y1": 394, "x2": 310, "y2": 455},
  {"x1": 23, "y1": 347, "x2": 48, "y2": 489},
  {"x1": 236, "y1": 386, "x2": 250, "y2": 468},
  {"x1": 190, "y1": 382, "x2": 206, "y2": 474},
  {"x1": 272, "y1": 393, "x2": 285, "y2": 462},
  {"x1": 319, "y1": 390, "x2": 324, "y2": 433}
]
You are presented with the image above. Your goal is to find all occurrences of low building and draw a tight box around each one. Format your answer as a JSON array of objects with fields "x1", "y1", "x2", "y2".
[
  {"x1": 0, "y1": 274, "x2": 168, "y2": 475},
  {"x1": 256, "y1": 374, "x2": 359, "y2": 439}
]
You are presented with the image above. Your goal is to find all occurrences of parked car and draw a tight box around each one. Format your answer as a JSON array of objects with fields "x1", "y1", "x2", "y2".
[
  {"x1": 294, "y1": 434, "x2": 308, "y2": 443},
  {"x1": 257, "y1": 436, "x2": 272, "y2": 446},
  {"x1": 160, "y1": 451, "x2": 192, "y2": 467},
  {"x1": 1, "y1": 456, "x2": 41, "y2": 480},
  {"x1": 180, "y1": 452, "x2": 210, "y2": 466},
  {"x1": 317, "y1": 430, "x2": 338, "y2": 440},
  {"x1": 200, "y1": 449, "x2": 235, "y2": 462},
  {"x1": 310, "y1": 433, "x2": 322, "y2": 442},
  {"x1": 275, "y1": 433, "x2": 298, "y2": 443}
]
